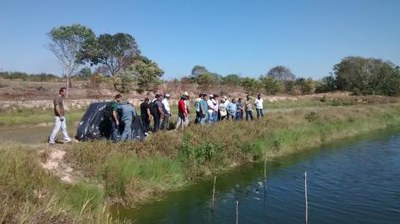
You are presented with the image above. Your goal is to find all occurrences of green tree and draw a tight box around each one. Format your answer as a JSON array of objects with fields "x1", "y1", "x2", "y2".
[
  {"x1": 48, "y1": 24, "x2": 95, "y2": 95},
  {"x1": 266, "y1": 65, "x2": 296, "y2": 81},
  {"x1": 75, "y1": 67, "x2": 92, "y2": 78},
  {"x1": 197, "y1": 73, "x2": 218, "y2": 92},
  {"x1": 259, "y1": 76, "x2": 283, "y2": 95},
  {"x1": 334, "y1": 56, "x2": 400, "y2": 95},
  {"x1": 241, "y1": 77, "x2": 261, "y2": 95},
  {"x1": 222, "y1": 74, "x2": 241, "y2": 86},
  {"x1": 79, "y1": 33, "x2": 141, "y2": 76},
  {"x1": 129, "y1": 56, "x2": 164, "y2": 93},
  {"x1": 190, "y1": 65, "x2": 209, "y2": 83},
  {"x1": 295, "y1": 78, "x2": 316, "y2": 95},
  {"x1": 315, "y1": 75, "x2": 337, "y2": 93}
]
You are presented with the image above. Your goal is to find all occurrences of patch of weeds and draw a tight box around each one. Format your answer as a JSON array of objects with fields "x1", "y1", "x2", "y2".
[{"x1": 305, "y1": 111, "x2": 320, "y2": 122}]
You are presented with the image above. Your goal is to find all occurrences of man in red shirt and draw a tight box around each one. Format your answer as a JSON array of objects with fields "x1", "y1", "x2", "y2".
[{"x1": 175, "y1": 95, "x2": 188, "y2": 130}]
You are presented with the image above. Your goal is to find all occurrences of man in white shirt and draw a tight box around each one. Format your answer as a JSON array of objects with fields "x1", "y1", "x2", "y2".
[
  {"x1": 207, "y1": 94, "x2": 215, "y2": 123},
  {"x1": 254, "y1": 93, "x2": 264, "y2": 119},
  {"x1": 161, "y1": 93, "x2": 171, "y2": 130}
]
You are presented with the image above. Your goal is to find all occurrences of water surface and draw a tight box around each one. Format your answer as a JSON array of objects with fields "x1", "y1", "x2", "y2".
[{"x1": 120, "y1": 130, "x2": 400, "y2": 223}]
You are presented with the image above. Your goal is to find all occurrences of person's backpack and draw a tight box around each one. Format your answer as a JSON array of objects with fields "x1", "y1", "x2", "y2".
[{"x1": 150, "y1": 100, "x2": 159, "y2": 116}]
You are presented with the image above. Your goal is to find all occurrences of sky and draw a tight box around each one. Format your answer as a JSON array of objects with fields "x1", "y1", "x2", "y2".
[{"x1": 0, "y1": 0, "x2": 399, "y2": 80}]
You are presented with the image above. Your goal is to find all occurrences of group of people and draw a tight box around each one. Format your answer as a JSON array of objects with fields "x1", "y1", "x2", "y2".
[
  {"x1": 48, "y1": 87, "x2": 265, "y2": 144},
  {"x1": 192, "y1": 93, "x2": 265, "y2": 125},
  {"x1": 110, "y1": 92, "x2": 266, "y2": 141}
]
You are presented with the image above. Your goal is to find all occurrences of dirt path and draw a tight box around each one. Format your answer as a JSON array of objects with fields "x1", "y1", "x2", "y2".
[{"x1": 40, "y1": 145, "x2": 78, "y2": 184}]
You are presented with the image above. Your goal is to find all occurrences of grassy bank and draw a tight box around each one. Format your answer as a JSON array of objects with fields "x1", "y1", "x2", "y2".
[
  {"x1": 0, "y1": 142, "x2": 124, "y2": 223},
  {"x1": 2, "y1": 98, "x2": 400, "y2": 222},
  {"x1": 65, "y1": 103, "x2": 400, "y2": 208}
]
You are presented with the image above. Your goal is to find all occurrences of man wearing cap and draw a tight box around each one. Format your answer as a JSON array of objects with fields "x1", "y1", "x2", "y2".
[
  {"x1": 254, "y1": 93, "x2": 264, "y2": 119},
  {"x1": 176, "y1": 94, "x2": 188, "y2": 130},
  {"x1": 152, "y1": 94, "x2": 164, "y2": 132},
  {"x1": 161, "y1": 93, "x2": 171, "y2": 130}
]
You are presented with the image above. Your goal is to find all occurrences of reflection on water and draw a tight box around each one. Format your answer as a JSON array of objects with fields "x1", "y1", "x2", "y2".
[{"x1": 120, "y1": 130, "x2": 400, "y2": 224}]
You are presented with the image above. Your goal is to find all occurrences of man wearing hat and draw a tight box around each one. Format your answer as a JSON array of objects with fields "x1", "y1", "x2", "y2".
[
  {"x1": 161, "y1": 93, "x2": 171, "y2": 130},
  {"x1": 152, "y1": 94, "x2": 164, "y2": 132}
]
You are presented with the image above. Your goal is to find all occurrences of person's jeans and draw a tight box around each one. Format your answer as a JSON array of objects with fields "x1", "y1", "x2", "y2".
[
  {"x1": 246, "y1": 110, "x2": 254, "y2": 121},
  {"x1": 199, "y1": 114, "x2": 207, "y2": 125},
  {"x1": 176, "y1": 113, "x2": 186, "y2": 130},
  {"x1": 208, "y1": 111, "x2": 214, "y2": 123},
  {"x1": 49, "y1": 116, "x2": 71, "y2": 143},
  {"x1": 213, "y1": 111, "x2": 218, "y2": 122},
  {"x1": 195, "y1": 111, "x2": 201, "y2": 124},
  {"x1": 141, "y1": 116, "x2": 150, "y2": 133},
  {"x1": 256, "y1": 109, "x2": 264, "y2": 119},
  {"x1": 161, "y1": 114, "x2": 170, "y2": 130},
  {"x1": 236, "y1": 111, "x2": 243, "y2": 120},
  {"x1": 153, "y1": 114, "x2": 161, "y2": 132},
  {"x1": 111, "y1": 120, "x2": 119, "y2": 142},
  {"x1": 120, "y1": 119, "x2": 132, "y2": 141}
]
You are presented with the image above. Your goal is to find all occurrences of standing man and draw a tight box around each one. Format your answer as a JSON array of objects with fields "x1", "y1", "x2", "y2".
[
  {"x1": 49, "y1": 87, "x2": 71, "y2": 144},
  {"x1": 236, "y1": 98, "x2": 244, "y2": 120},
  {"x1": 161, "y1": 93, "x2": 171, "y2": 130},
  {"x1": 111, "y1": 94, "x2": 122, "y2": 142},
  {"x1": 184, "y1": 92, "x2": 191, "y2": 126},
  {"x1": 176, "y1": 95, "x2": 188, "y2": 130},
  {"x1": 140, "y1": 97, "x2": 151, "y2": 136},
  {"x1": 199, "y1": 94, "x2": 208, "y2": 125},
  {"x1": 194, "y1": 93, "x2": 203, "y2": 124},
  {"x1": 227, "y1": 98, "x2": 237, "y2": 120},
  {"x1": 207, "y1": 94, "x2": 215, "y2": 123},
  {"x1": 219, "y1": 96, "x2": 228, "y2": 120},
  {"x1": 152, "y1": 94, "x2": 164, "y2": 132},
  {"x1": 212, "y1": 94, "x2": 219, "y2": 122},
  {"x1": 119, "y1": 101, "x2": 136, "y2": 141},
  {"x1": 254, "y1": 93, "x2": 264, "y2": 119},
  {"x1": 245, "y1": 95, "x2": 254, "y2": 121}
]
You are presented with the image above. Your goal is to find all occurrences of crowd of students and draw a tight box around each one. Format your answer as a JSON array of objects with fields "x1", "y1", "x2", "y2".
[{"x1": 109, "y1": 92, "x2": 265, "y2": 141}]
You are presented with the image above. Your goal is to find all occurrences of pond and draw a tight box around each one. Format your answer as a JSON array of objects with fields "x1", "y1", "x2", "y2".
[{"x1": 118, "y1": 129, "x2": 400, "y2": 224}]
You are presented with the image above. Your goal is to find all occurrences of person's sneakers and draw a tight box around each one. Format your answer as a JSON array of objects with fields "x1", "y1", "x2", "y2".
[{"x1": 64, "y1": 140, "x2": 72, "y2": 144}]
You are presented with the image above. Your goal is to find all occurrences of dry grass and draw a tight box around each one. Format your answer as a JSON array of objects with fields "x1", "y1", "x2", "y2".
[{"x1": 65, "y1": 103, "x2": 400, "y2": 207}]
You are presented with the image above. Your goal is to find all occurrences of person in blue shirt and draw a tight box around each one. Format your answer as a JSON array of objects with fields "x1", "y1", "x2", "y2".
[
  {"x1": 198, "y1": 94, "x2": 209, "y2": 125},
  {"x1": 119, "y1": 101, "x2": 136, "y2": 141},
  {"x1": 227, "y1": 98, "x2": 237, "y2": 120}
]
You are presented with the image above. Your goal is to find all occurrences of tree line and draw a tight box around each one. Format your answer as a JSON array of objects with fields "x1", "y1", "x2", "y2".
[
  {"x1": 2, "y1": 23, "x2": 399, "y2": 97},
  {"x1": 177, "y1": 58, "x2": 400, "y2": 96}
]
